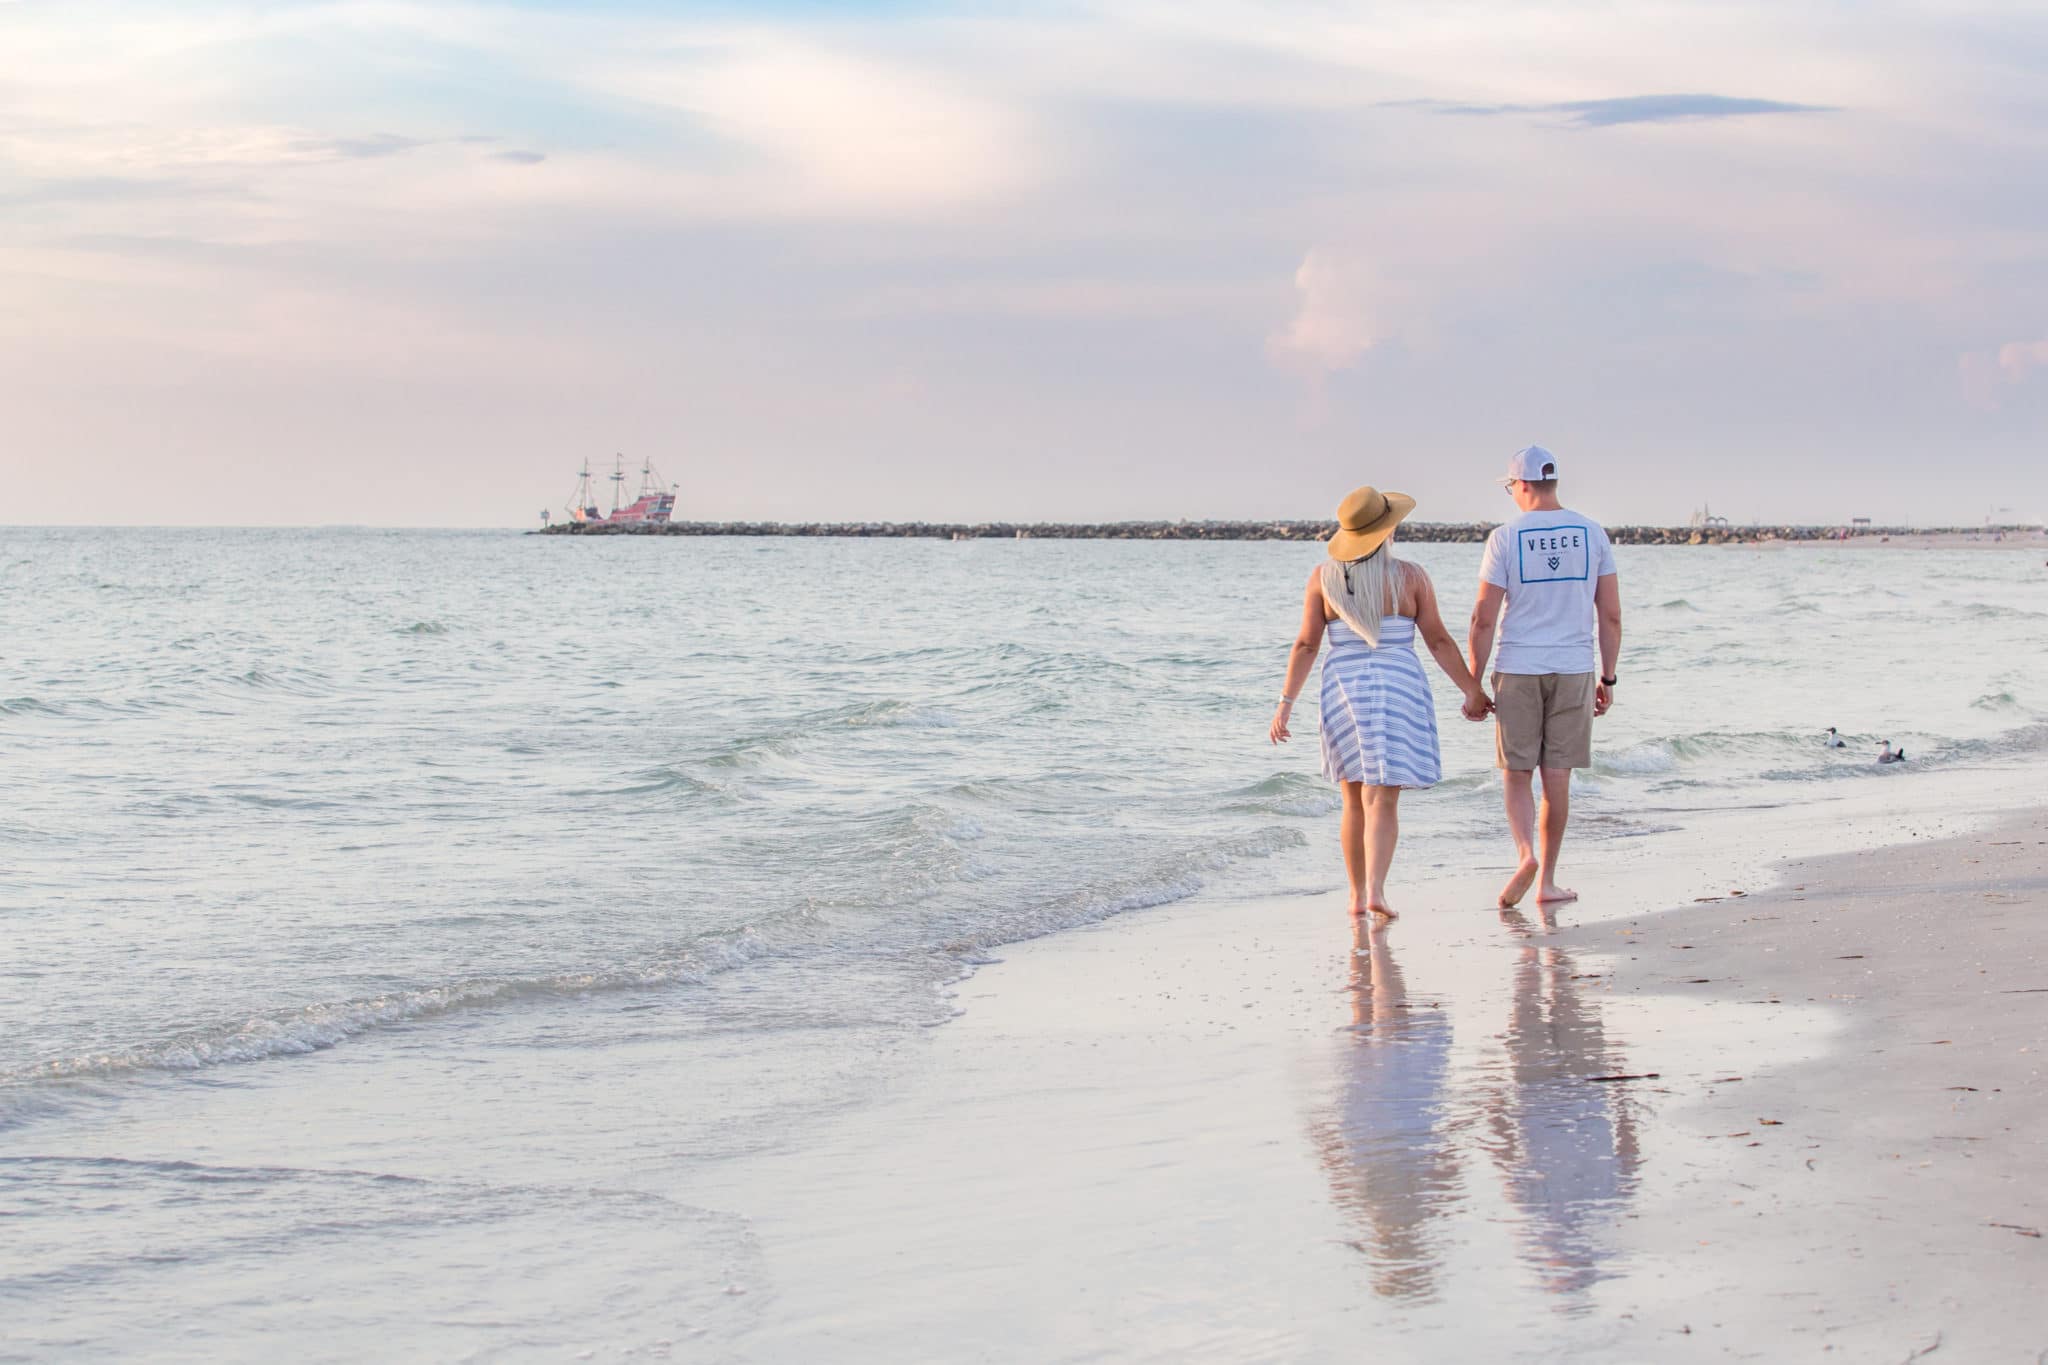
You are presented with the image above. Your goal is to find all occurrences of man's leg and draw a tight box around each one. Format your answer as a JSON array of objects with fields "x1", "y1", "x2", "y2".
[
  {"x1": 1500, "y1": 768, "x2": 1539, "y2": 908},
  {"x1": 1493, "y1": 672, "x2": 1542, "y2": 908},
  {"x1": 1535, "y1": 766, "x2": 1576, "y2": 903},
  {"x1": 1534, "y1": 673, "x2": 1594, "y2": 904}
]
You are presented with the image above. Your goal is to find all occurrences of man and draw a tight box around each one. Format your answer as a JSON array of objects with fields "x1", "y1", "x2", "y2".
[{"x1": 1467, "y1": 446, "x2": 1622, "y2": 908}]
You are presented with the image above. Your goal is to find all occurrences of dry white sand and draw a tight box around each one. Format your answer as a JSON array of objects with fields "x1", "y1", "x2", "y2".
[
  {"x1": 1563, "y1": 815, "x2": 2048, "y2": 1360},
  {"x1": 710, "y1": 802, "x2": 2047, "y2": 1363}
]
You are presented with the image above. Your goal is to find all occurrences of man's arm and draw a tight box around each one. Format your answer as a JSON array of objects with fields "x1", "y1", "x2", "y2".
[
  {"x1": 1468, "y1": 582, "x2": 1505, "y2": 680},
  {"x1": 1593, "y1": 571, "x2": 1621, "y2": 715}
]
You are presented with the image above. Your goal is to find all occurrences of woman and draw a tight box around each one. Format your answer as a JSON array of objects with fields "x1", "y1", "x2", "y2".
[{"x1": 1270, "y1": 485, "x2": 1491, "y2": 917}]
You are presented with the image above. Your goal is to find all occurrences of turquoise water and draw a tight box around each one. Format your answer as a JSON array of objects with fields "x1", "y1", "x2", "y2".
[{"x1": 1, "y1": 529, "x2": 2043, "y2": 1356}]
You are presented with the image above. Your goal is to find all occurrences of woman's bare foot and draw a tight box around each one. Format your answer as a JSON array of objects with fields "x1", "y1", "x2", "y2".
[
  {"x1": 1536, "y1": 883, "x2": 1579, "y2": 904},
  {"x1": 1365, "y1": 898, "x2": 1397, "y2": 919},
  {"x1": 1499, "y1": 858, "x2": 1539, "y2": 908}
]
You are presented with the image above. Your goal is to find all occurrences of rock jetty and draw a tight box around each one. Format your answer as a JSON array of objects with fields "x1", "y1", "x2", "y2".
[{"x1": 533, "y1": 519, "x2": 1962, "y2": 545}]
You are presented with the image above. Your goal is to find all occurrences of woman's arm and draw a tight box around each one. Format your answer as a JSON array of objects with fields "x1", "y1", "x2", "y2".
[
  {"x1": 1410, "y1": 567, "x2": 1492, "y2": 721},
  {"x1": 1270, "y1": 570, "x2": 1328, "y2": 744}
]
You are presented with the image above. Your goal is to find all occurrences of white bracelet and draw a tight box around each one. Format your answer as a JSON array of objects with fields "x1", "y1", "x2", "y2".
[{"x1": 1278, "y1": 695, "x2": 1296, "y2": 706}]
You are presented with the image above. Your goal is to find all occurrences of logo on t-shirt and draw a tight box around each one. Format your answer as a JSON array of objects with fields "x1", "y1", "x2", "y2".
[{"x1": 1517, "y1": 525, "x2": 1591, "y2": 583}]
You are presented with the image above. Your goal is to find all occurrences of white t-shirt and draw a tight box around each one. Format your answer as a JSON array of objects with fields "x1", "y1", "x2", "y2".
[{"x1": 1479, "y1": 507, "x2": 1617, "y2": 676}]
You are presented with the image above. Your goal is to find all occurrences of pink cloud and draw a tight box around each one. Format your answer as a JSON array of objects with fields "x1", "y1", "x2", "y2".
[
  {"x1": 1959, "y1": 336, "x2": 2048, "y2": 408},
  {"x1": 1267, "y1": 249, "x2": 1383, "y2": 389}
]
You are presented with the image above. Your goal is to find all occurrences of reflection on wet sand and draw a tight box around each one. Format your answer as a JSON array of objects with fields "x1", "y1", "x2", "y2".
[
  {"x1": 1313, "y1": 909, "x2": 1644, "y2": 1303},
  {"x1": 1484, "y1": 908, "x2": 1643, "y2": 1299},
  {"x1": 1309, "y1": 919, "x2": 1461, "y2": 1299}
]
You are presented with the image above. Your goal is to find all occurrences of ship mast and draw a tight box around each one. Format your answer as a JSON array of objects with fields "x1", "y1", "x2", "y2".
[
  {"x1": 610, "y1": 454, "x2": 626, "y2": 516},
  {"x1": 637, "y1": 457, "x2": 676, "y2": 497},
  {"x1": 565, "y1": 458, "x2": 601, "y2": 522}
]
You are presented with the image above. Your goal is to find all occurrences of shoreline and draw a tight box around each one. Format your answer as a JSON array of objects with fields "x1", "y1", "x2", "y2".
[
  {"x1": 709, "y1": 764, "x2": 2048, "y2": 1361},
  {"x1": 4, "y1": 762, "x2": 2041, "y2": 1359}
]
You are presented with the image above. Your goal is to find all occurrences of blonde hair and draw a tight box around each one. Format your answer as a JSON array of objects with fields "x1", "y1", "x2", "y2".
[{"x1": 1320, "y1": 537, "x2": 1404, "y2": 646}]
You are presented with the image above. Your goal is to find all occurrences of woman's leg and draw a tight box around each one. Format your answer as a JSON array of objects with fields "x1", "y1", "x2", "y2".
[
  {"x1": 1363, "y1": 784, "x2": 1401, "y2": 915},
  {"x1": 1340, "y1": 782, "x2": 1368, "y2": 914}
]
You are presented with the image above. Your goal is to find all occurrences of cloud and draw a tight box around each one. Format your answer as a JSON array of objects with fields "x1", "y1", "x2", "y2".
[
  {"x1": 1425, "y1": 93, "x2": 1833, "y2": 127},
  {"x1": 0, "y1": 122, "x2": 497, "y2": 179},
  {"x1": 1960, "y1": 337, "x2": 2048, "y2": 407},
  {"x1": 594, "y1": 37, "x2": 1047, "y2": 214},
  {"x1": 277, "y1": 133, "x2": 544, "y2": 166},
  {"x1": 1998, "y1": 339, "x2": 2048, "y2": 376},
  {"x1": 853, "y1": 275, "x2": 1261, "y2": 323},
  {"x1": 0, "y1": 174, "x2": 246, "y2": 208},
  {"x1": 1266, "y1": 249, "x2": 1383, "y2": 390},
  {"x1": 294, "y1": 133, "x2": 429, "y2": 160}
]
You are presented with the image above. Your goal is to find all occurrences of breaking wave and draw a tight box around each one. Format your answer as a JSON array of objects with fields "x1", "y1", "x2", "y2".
[
  {"x1": 1225, "y1": 772, "x2": 1342, "y2": 817},
  {"x1": 1, "y1": 812, "x2": 1305, "y2": 1102},
  {"x1": 2, "y1": 934, "x2": 776, "y2": 1092}
]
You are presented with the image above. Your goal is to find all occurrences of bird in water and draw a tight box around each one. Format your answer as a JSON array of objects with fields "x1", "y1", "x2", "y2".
[
  {"x1": 1825, "y1": 727, "x2": 1846, "y2": 748},
  {"x1": 1877, "y1": 740, "x2": 1907, "y2": 765}
]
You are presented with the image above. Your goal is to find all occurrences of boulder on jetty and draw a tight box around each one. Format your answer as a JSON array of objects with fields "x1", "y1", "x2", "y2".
[{"x1": 533, "y1": 519, "x2": 1950, "y2": 544}]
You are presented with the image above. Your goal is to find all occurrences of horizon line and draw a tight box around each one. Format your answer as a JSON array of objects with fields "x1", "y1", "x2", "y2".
[{"x1": 5, "y1": 519, "x2": 2041, "y2": 533}]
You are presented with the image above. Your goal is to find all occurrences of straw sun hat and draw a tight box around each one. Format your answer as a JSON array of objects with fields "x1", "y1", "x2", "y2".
[{"x1": 1325, "y1": 485, "x2": 1417, "y2": 561}]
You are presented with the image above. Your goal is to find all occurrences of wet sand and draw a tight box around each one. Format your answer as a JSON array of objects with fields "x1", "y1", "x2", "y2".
[{"x1": 712, "y1": 793, "x2": 2047, "y2": 1362}]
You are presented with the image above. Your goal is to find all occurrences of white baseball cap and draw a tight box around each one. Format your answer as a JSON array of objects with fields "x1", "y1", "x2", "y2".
[{"x1": 1499, "y1": 444, "x2": 1559, "y2": 485}]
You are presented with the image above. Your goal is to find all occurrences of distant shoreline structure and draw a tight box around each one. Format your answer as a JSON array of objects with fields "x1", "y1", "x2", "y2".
[{"x1": 530, "y1": 519, "x2": 2041, "y2": 546}]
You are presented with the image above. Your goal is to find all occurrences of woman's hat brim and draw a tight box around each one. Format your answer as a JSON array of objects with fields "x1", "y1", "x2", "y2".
[{"x1": 1326, "y1": 491, "x2": 1416, "y2": 560}]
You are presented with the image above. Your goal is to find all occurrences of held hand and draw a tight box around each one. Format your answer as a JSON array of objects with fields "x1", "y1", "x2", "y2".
[
  {"x1": 1461, "y1": 689, "x2": 1493, "y2": 722},
  {"x1": 1594, "y1": 681, "x2": 1614, "y2": 717},
  {"x1": 1269, "y1": 705, "x2": 1293, "y2": 744}
]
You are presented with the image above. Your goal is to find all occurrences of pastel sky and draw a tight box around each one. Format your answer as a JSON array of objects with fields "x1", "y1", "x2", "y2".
[{"x1": 3, "y1": 0, "x2": 2045, "y2": 527}]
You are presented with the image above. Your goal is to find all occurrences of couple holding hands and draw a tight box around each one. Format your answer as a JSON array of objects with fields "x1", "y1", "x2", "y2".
[{"x1": 1270, "y1": 446, "x2": 1623, "y2": 918}]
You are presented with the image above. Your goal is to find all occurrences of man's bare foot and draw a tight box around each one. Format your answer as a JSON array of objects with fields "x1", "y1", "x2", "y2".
[
  {"x1": 1536, "y1": 883, "x2": 1578, "y2": 904},
  {"x1": 1499, "y1": 858, "x2": 1539, "y2": 908}
]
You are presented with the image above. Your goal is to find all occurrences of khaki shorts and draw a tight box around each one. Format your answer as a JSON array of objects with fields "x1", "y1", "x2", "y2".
[{"x1": 1493, "y1": 672, "x2": 1595, "y2": 771}]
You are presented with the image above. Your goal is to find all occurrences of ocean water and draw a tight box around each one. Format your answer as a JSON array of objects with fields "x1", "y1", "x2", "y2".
[{"x1": 2, "y1": 528, "x2": 2044, "y2": 1357}]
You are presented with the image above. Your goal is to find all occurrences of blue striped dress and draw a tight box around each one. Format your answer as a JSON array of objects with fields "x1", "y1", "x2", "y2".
[{"x1": 1318, "y1": 616, "x2": 1443, "y2": 788}]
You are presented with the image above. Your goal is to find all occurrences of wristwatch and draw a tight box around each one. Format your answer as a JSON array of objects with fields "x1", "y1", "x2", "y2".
[{"x1": 1601, "y1": 675, "x2": 1618, "y2": 687}]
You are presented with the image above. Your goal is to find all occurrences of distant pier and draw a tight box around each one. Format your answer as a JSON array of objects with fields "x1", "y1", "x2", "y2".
[{"x1": 530, "y1": 519, "x2": 1999, "y2": 546}]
